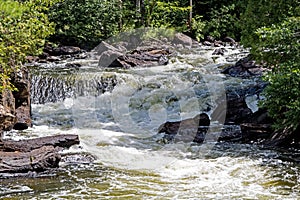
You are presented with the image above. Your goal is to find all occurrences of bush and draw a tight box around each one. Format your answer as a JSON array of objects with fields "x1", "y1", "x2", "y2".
[
  {"x1": 146, "y1": 1, "x2": 190, "y2": 32},
  {"x1": 48, "y1": 0, "x2": 123, "y2": 49},
  {"x1": 203, "y1": 4, "x2": 240, "y2": 39},
  {"x1": 257, "y1": 17, "x2": 300, "y2": 131},
  {"x1": 0, "y1": 0, "x2": 56, "y2": 92},
  {"x1": 240, "y1": 0, "x2": 298, "y2": 48}
]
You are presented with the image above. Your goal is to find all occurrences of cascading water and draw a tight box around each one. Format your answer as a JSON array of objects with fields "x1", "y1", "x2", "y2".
[{"x1": 1, "y1": 40, "x2": 300, "y2": 199}]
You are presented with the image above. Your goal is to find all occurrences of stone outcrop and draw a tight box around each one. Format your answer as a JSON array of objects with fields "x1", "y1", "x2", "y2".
[
  {"x1": 97, "y1": 41, "x2": 171, "y2": 68},
  {"x1": 0, "y1": 134, "x2": 80, "y2": 174},
  {"x1": 172, "y1": 33, "x2": 193, "y2": 48},
  {"x1": 158, "y1": 113, "x2": 210, "y2": 143},
  {"x1": 0, "y1": 67, "x2": 31, "y2": 136},
  {"x1": 221, "y1": 55, "x2": 268, "y2": 78},
  {"x1": 0, "y1": 90, "x2": 16, "y2": 134}
]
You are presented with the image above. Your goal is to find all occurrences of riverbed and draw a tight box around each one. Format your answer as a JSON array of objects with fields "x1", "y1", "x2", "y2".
[{"x1": 1, "y1": 40, "x2": 300, "y2": 199}]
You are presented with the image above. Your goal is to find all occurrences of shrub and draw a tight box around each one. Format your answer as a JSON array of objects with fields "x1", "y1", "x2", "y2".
[
  {"x1": 257, "y1": 17, "x2": 300, "y2": 131},
  {"x1": 0, "y1": 0, "x2": 56, "y2": 92},
  {"x1": 48, "y1": 0, "x2": 123, "y2": 49}
]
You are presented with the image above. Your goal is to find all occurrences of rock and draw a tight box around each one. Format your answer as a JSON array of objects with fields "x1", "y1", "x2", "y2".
[
  {"x1": 158, "y1": 113, "x2": 210, "y2": 143},
  {"x1": 173, "y1": 33, "x2": 193, "y2": 48},
  {"x1": 0, "y1": 91, "x2": 16, "y2": 132},
  {"x1": 213, "y1": 41, "x2": 224, "y2": 47},
  {"x1": 223, "y1": 36, "x2": 236, "y2": 43},
  {"x1": 205, "y1": 36, "x2": 215, "y2": 43},
  {"x1": 47, "y1": 56, "x2": 61, "y2": 62},
  {"x1": 93, "y1": 41, "x2": 125, "y2": 56},
  {"x1": 65, "y1": 63, "x2": 81, "y2": 68},
  {"x1": 0, "y1": 134, "x2": 80, "y2": 174},
  {"x1": 26, "y1": 56, "x2": 39, "y2": 63},
  {"x1": 12, "y1": 67, "x2": 32, "y2": 130},
  {"x1": 221, "y1": 55, "x2": 267, "y2": 78},
  {"x1": 98, "y1": 50, "x2": 125, "y2": 68},
  {"x1": 212, "y1": 48, "x2": 227, "y2": 55},
  {"x1": 0, "y1": 67, "x2": 31, "y2": 132},
  {"x1": 0, "y1": 134, "x2": 80, "y2": 152},
  {"x1": 202, "y1": 41, "x2": 212, "y2": 46},
  {"x1": 44, "y1": 45, "x2": 81, "y2": 56},
  {"x1": 240, "y1": 123, "x2": 273, "y2": 142},
  {"x1": 98, "y1": 46, "x2": 171, "y2": 68},
  {"x1": 0, "y1": 146, "x2": 60, "y2": 173},
  {"x1": 14, "y1": 103, "x2": 31, "y2": 130}
]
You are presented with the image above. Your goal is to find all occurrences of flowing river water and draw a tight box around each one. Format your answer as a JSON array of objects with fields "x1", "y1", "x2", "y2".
[{"x1": 1, "y1": 39, "x2": 300, "y2": 199}]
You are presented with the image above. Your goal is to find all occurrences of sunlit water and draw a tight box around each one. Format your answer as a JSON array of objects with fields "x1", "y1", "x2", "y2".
[{"x1": 1, "y1": 45, "x2": 300, "y2": 199}]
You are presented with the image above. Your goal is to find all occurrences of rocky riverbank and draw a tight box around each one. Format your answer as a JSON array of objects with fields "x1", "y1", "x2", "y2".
[{"x1": 1, "y1": 33, "x2": 299, "y2": 176}]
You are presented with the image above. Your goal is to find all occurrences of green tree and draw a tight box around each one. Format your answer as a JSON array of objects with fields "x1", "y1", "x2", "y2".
[
  {"x1": 48, "y1": 0, "x2": 123, "y2": 49},
  {"x1": 240, "y1": 0, "x2": 300, "y2": 133},
  {"x1": 0, "y1": 0, "x2": 56, "y2": 92},
  {"x1": 257, "y1": 17, "x2": 300, "y2": 131}
]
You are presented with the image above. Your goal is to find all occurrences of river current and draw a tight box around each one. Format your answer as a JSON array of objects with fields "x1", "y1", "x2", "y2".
[{"x1": 1, "y1": 40, "x2": 300, "y2": 199}]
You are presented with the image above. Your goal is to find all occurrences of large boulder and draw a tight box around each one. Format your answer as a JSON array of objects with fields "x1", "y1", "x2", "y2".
[
  {"x1": 97, "y1": 42, "x2": 171, "y2": 68},
  {"x1": 172, "y1": 33, "x2": 193, "y2": 48},
  {"x1": 0, "y1": 90, "x2": 16, "y2": 134},
  {"x1": 158, "y1": 113, "x2": 210, "y2": 143},
  {"x1": 0, "y1": 67, "x2": 31, "y2": 135},
  {"x1": 222, "y1": 55, "x2": 268, "y2": 78}
]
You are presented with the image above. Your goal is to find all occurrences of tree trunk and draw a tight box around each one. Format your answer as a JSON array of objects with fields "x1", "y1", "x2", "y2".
[
  {"x1": 141, "y1": 0, "x2": 145, "y2": 26},
  {"x1": 189, "y1": 0, "x2": 193, "y2": 32}
]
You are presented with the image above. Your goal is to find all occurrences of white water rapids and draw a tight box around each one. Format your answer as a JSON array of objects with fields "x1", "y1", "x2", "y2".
[{"x1": 1, "y1": 43, "x2": 300, "y2": 199}]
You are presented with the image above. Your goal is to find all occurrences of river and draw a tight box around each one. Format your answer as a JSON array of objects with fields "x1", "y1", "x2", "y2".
[{"x1": 1, "y1": 37, "x2": 300, "y2": 199}]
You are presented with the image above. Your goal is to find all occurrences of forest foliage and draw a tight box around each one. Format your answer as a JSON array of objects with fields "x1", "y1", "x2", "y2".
[
  {"x1": 0, "y1": 0, "x2": 57, "y2": 91},
  {"x1": 1, "y1": 0, "x2": 300, "y2": 132}
]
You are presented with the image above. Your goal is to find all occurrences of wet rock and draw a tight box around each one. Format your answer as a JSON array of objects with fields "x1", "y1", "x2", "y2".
[
  {"x1": 44, "y1": 45, "x2": 81, "y2": 56},
  {"x1": 65, "y1": 63, "x2": 81, "y2": 68},
  {"x1": 12, "y1": 67, "x2": 32, "y2": 130},
  {"x1": 158, "y1": 113, "x2": 210, "y2": 143},
  {"x1": 14, "y1": 103, "x2": 31, "y2": 130},
  {"x1": 47, "y1": 56, "x2": 61, "y2": 62},
  {"x1": 98, "y1": 43, "x2": 171, "y2": 68},
  {"x1": 213, "y1": 41, "x2": 224, "y2": 47},
  {"x1": 205, "y1": 36, "x2": 215, "y2": 43},
  {"x1": 222, "y1": 55, "x2": 268, "y2": 78},
  {"x1": 0, "y1": 67, "x2": 31, "y2": 133},
  {"x1": 223, "y1": 36, "x2": 236, "y2": 44},
  {"x1": 98, "y1": 50, "x2": 125, "y2": 68},
  {"x1": 240, "y1": 123, "x2": 273, "y2": 142},
  {"x1": 212, "y1": 48, "x2": 227, "y2": 55},
  {"x1": 173, "y1": 33, "x2": 193, "y2": 48},
  {"x1": 203, "y1": 41, "x2": 212, "y2": 46}
]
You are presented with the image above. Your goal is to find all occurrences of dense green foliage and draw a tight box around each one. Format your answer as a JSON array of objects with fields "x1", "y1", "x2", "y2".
[
  {"x1": 257, "y1": 17, "x2": 300, "y2": 131},
  {"x1": 48, "y1": 0, "x2": 123, "y2": 49},
  {"x1": 241, "y1": 0, "x2": 300, "y2": 131},
  {"x1": 47, "y1": 0, "x2": 250, "y2": 48},
  {"x1": 0, "y1": 0, "x2": 56, "y2": 92},
  {"x1": 240, "y1": 0, "x2": 299, "y2": 48}
]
